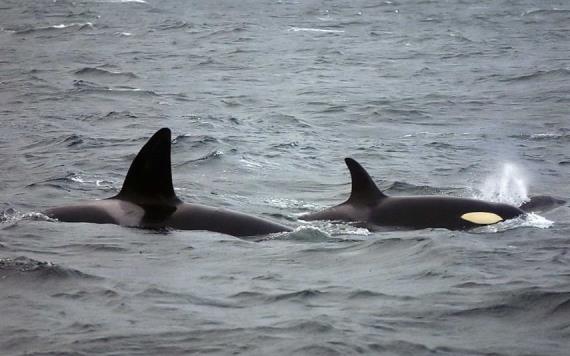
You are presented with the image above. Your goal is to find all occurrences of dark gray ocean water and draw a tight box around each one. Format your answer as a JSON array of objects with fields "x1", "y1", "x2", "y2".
[{"x1": 1, "y1": 0, "x2": 570, "y2": 355}]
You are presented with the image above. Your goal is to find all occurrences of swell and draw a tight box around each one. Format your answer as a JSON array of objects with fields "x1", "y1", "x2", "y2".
[
  {"x1": 499, "y1": 68, "x2": 570, "y2": 82},
  {"x1": 136, "y1": 287, "x2": 239, "y2": 309},
  {"x1": 509, "y1": 131, "x2": 570, "y2": 143},
  {"x1": 0, "y1": 256, "x2": 98, "y2": 281},
  {"x1": 71, "y1": 80, "x2": 158, "y2": 97},
  {"x1": 522, "y1": 9, "x2": 570, "y2": 16},
  {"x1": 74, "y1": 67, "x2": 138, "y2": 80},
  {"x1": 448, "y1": 288, "x2": 570, "y2": 323},
  {"x1": 9, "y1": 22, "x2": 95, "y2": 35},
  {"x1": 230, "y1": 288, "x2": 325, "y2": 305},
  {"x1": 153, "y1": 19, "x2": 192, "y2": 31}
]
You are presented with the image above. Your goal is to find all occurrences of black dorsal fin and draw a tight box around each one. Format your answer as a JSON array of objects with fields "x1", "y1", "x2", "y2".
[
  {"x1": 344, "y1": 158, "x2": 387, "y2": 205},
  {"x1": 114, "y1": 128, "x2": 181, "y2": 205}
]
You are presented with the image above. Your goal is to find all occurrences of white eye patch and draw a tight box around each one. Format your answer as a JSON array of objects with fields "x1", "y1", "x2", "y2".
[{"x1": 461, "y1": 212, "x2": 503, "y2": 225}]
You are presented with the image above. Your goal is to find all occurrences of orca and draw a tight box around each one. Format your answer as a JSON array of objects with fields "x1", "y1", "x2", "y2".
[
  {"x1": 43, "y1": 128, "x2": 291, "y2": 238},
  {"x1": 519, "y1": 195, "x2": 566, "y2": 214},
  {"x1": 299, "y1": 158, "x2": 562, "y2": 231}
]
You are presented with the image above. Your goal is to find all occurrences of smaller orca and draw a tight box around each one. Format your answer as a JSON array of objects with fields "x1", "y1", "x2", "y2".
[
  {"x1": 299, "y1": 158, "x2": 560, "y2": 231},
  {"x1": 519, "y1": 195, "x2": 566, "y2": 214},
  {"x1": 43, "y1": 128, "x2": 291, "y2": 238}
]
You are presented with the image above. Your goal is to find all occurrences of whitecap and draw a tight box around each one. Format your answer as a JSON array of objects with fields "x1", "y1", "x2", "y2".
[
  {"x1": 530, "y1": 133, "x2": 563, "y2": 139},
  {"x1": 267, "y1": 225, "x2": 332, "y2": 242},
  {"x1": 51, "y1": 22, "x2": 94, "y2": 30},
  {"x1": 70, "y1": 175, "x2": 86, "y2": 183},
  {"x1": 266, "y1": 198, "x2": 320, "y2": 210}
]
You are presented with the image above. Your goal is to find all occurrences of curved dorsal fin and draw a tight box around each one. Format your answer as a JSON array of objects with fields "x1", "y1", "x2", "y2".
[
  {"x1": 344, "y1": 158, "x2": 386, "y2": 205},
  {"x1": 114, "y1": 128, "x2": 181, "y2": 205}
]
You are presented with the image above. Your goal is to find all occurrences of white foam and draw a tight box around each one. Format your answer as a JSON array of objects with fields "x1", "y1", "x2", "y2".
[
  {"x1": 474, "y1": 213, "x2": 553, "y2": 233},
  {"x1": 262, "y1": 225, "x2": 331, "y2": 242},
  {"x1": 70, "y1": 175, "x2": 86, "y2": 183},
  {"x1": 51, "y1": 22, "x2": 94, "y2": 29},
  {"x1": 530, "y1": 133, "x2": 562, "y2": 139},
  {"x1": 520, "y1": 213, "x2": 553, "y2": 229},
  {"x1": 239, "y1": 158, "x2": 262, "y2": 168},
  {"x1": 1, "y1": 210, "x2": 54, "y2": 225},
  {"x1": 266, "y1": 198, "x2": 320, "y2": 210}
]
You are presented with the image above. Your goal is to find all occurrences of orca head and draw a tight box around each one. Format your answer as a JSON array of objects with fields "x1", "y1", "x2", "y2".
[
  {"x1": 344, "y1": 158, "x2": 387, "y2": 206},
  {"x1": 113, "y1": 128, "x2": 181, "y2": 207},
  {"x1": 519, "y1": 195, "x2": 566, "y2": 214}
]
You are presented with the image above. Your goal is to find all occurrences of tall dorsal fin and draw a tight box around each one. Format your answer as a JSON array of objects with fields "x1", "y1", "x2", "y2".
[
  {"x1": 344, "y1": 158, "x2": 387, "y2": 205},
  {"x1": 114, "y1": 128, "x2": 181, "y2": 205}
]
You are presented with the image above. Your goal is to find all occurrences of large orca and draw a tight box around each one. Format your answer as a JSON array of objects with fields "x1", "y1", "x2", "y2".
[
  {"x1": 300, "y1": 158, "x2": 564, "y2": 231},
  {"x1": 43, "y1": 128, "x2": 291, "y2": 237}
]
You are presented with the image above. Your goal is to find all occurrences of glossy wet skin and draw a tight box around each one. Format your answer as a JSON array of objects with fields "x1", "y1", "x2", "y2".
[
  {"x1": 302, "y1": 195, "x2": 524, "y2": 231},
  {"x1": 367, "y1": 196, "x2": 523, "y2": 230}
]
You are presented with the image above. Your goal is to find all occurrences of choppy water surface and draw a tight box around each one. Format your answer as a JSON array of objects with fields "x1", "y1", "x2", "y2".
[{"x1": 1, "y1": 0, "x2": 569, "y2": 355}]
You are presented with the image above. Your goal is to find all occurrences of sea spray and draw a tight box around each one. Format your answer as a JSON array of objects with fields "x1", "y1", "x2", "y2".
[
  {"x1": 475, "y1": 162, "x2": 529, "y2": 206},
  {"x1": 473, "y1": 163, "x2": 554, "y2": 230}
]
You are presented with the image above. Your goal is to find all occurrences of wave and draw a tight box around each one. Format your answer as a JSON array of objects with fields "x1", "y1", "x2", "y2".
[
  {"x1": 298, "y1": 237, "x2": 432, "y2": 257},
  {"x1": 268, "y1": 289, "x2": 324, "y2": 303},
  {"x1": 172, "y1": 134, "x2": 219, "y2": 146},
  {"x1": 500, "y1": 68, "x2": 570, "y2": 82},
  {"x1": 261, "y1": 225, "x2": 335, "y2": 242},
  {"x1": 347, "y1": 289, "x2": 415, "y2": 301},
  {"x1": 95, "y1": 0, "x2": 147, "y2": 3},
  {"x1": 368, "y1": 341, "x2": 498, "y2": 356},
  {"x1": 136, "y1": 287, "x2": 238, "y2": 309},
  {"x1": 10, "y1": 22, "x2": 94, "y2": 35},
  {"x1": 71, "y1": 80, "x2": 159, "y2": 97},
  {"x1": 74, "y1": 67, "x2": 138, "y2": 79},
  {"x1": 509, "y1": 132, "x2": 570, "y2": 142},
  {"x1": 288, "y1": 27, "x2": 345, "y2": 34},
  {"x1": 1, "y1": 208, "x2": 55, "y2": 226},
  {"x1": 172, "y1": 143, "x2": 225, "y2": 168},
  {"x1": 70, "y1": 81, "x2": 187, "y2": 102},
  {"x1": 153, "y1": 20, "x2": 192, "y2": 31},
  {"x1": 26, "y1": 170, "x2": 117, "y2": 191},
  {"x1": 267, "y1": 198, "x2": 320, "y2": 211},
  {"x1": 188, "y1": 150, "x2": 225, "y2": 163},
  {"x1": 54, "y1": 243, "x2": 128, "y2": 253},
  {"x1": 0, "y1": 256, "x2": 98, "y2": 281},
  {"x1": 448, "y1": 288, "x2": 570, "y2": 321},
  {"x1": 522, "y1": 8, "x2": 570, "y2": 17},
  {"x1": 78, "y1": 111, "x2": 139, "y2": 122}
]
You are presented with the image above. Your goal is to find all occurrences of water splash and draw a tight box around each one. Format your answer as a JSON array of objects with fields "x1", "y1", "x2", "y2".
[
  {"x1": 472, "y1": 163, "x2": 554, "y2": 230},
  {"x1": 474, "y1": 213, "x2": 553, "y2": 233},
  {"x1": 1, "y1": 209, "x2": 53, "y2": 226},
  {"x1": 475, "y1": 162, "x2": 529, "y2": 206}
]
